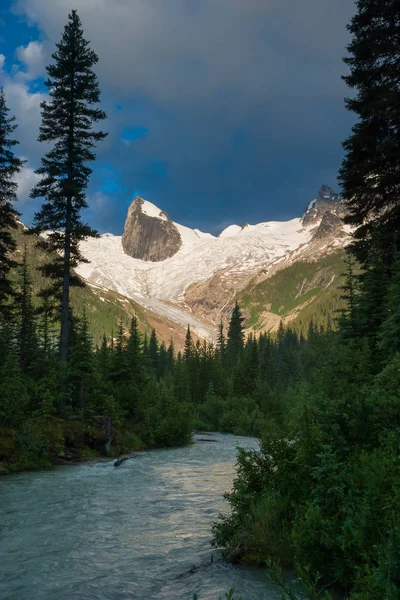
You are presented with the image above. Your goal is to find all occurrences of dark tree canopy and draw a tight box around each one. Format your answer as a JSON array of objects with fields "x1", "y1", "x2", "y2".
[
  {"x1": 31, "y1": 9, "x2": 107, "y2": 368},
  {"x1": 227, "y1": 301, "x2": 245, "y2": 368},
  {"x1": 0, "y1": 88, "x2": 24, "y2": 307},
  {"x1": 339, "y1": 0, "x2": 400, "y2": 264}
]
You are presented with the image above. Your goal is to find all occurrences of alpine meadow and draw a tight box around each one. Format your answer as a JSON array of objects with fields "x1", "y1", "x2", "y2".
[{"x1": 1, "y1": 2, "x2": 400, "y2": 600}]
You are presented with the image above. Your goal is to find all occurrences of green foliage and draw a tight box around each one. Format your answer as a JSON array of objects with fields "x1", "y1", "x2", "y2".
[
  {"x1": 31, "y1": 9, "x2": 107, "y2": 292},
  {"x1": 31, "y1": 9, "x2": 107, "y2": 370},
  {"x1": 0, "y1": 87, "x2": 24, "y2": 308},
  {"x1": 227, "y1": 301, "x2": 245, "y2": 368},
  {"x1": 194, "y1": 393, "x2": 263, "y2": 437},
  {"x1": 339, "y1": 0, "x2": 400, "y2": 265},
  {"x1": 241, "y1": 251, "x2": 348, "y2": 336},
  {"x1": 213, "y1": 321, "x2": 400, "y2": 598}
]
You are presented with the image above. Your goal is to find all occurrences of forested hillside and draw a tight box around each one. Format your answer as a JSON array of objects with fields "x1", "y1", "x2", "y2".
[{"x1": 240, "y1": 250, "x2": 349, "y2": 336}]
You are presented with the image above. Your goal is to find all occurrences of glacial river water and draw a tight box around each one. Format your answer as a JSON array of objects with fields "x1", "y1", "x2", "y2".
[{"x1": 0, "y1": 433, "x2": 286, "y2": 600}]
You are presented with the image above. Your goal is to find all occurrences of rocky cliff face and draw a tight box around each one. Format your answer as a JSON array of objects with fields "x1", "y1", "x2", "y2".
[
  {"x1": 122, "y1": 197, "x2": 182, "y2": 261},
  {"x1": 302, "y1": 185, "x2": 343, "y2": 226},
  {"x1": 302, "y1": 185, "x2": 347, "y2": 241},
  {"x1": 312, "y1": 210, "x2": 347, "y2": 240}
]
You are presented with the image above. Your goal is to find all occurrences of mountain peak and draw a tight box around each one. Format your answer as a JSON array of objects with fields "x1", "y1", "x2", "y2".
[
  {"x1": 317, "y1": 184, "x2": 341, "y2": 203},
  {"x1": 122, "y1": 196, "x2": 182, "y2": 261},
  {"x1": 131, "y1": 196, "x2": 170, "y2": 222},
  {"x1": 302, "y1": 185, "x2": 342, "y2": 226}
]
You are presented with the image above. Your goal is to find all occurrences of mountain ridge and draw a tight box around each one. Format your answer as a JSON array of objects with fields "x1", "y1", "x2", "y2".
[{"x1": 75, "y1": 185, "x2": 350, "y2": 339}]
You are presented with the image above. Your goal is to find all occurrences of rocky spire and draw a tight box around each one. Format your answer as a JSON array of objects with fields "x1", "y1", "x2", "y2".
[{"x1": 122, "y1": 197, "x2": 182, "y2": 262}]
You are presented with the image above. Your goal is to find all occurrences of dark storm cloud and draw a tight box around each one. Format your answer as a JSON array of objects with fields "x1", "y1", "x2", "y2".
[{"x1": 10, "y1": 0, "x2": 356, "y2": 232}]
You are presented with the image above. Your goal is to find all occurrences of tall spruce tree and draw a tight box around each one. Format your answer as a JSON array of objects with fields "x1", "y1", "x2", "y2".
[
  {"x1": 184, "y1": 325, "x2": 193, "y2": 362},
  {"x1": 0, "y1": 88, "x2": 24, "y2": 308},
  {"x1": 15, "y1": 246, "x2": 38, "y2": 373},
  {"x1": 112, "y1": 318, "x2": 128, "y2": 383},
  {"x1": 339, "y1": 0, "x2": 400, "y2": 264},
  {"x1": 216, "y1": 320, "x2": 226, "y2": 363},
  {"x1": 31, "y1": 10, "x2": 107, "y2": 367},
  {"x1": 167, "y1": 340, "x2": 175, "y2": 371},
  {"x1": 149, "y1": 329, "x2": 159, "y2": 373},
  {"x1": 126, "y1": 316, "x2": 144, "y2": 385},
  {"x1": 338, "y1": 254, "x2": 359, "y2": 341},
  {"x1": 68, "y1": 309, "x2": 93, "y2": 411},
  {"x1": 227, "y1": 301, "x2": 245, "y2": 368},
  {"x1": 379, "y1": 253, "x2": 400, "y2": 355}
]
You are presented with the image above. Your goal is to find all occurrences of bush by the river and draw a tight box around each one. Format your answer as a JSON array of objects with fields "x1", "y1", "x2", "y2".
[{"x1": 213, "y1": 339, "x2": 400, "y2": 598}]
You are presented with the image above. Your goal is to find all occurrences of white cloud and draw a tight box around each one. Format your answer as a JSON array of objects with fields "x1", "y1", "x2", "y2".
[
  {"x1": 0, "y1": 44, "x2": 48, "y2": 157},
  {"x1": 3, "y1": 79, "x2": 45, "y2": 153},
  {"x1": 16, "y1": 41, "x2": 45, "y2": 80},
  {"x1": 0, "y1": 52, "x2": 44, "y2": 213},
  {"x1": 15, "y1": 166, "x2": 41, "y2": 204}
]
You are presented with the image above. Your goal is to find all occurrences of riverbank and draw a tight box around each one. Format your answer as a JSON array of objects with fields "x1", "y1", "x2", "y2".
[{"x1": 0, "y1": 414, "x2": 197, "y2": 475}]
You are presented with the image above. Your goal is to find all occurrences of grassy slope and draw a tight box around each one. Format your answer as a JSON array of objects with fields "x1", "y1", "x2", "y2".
[{"x1": 240, "y1": 251, "x2": 349, "y2": 336}]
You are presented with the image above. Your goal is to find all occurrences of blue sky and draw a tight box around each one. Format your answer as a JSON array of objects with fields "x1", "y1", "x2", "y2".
[{"x1": 0, "y1": 0, "x2": 356, "y2": 234}]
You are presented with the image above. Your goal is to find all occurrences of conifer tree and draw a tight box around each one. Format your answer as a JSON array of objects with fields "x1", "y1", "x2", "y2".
[
  {"x1": 149, "y1": 329, "x2": 159, "y2": 373},
  {"x1": 167, "y1": 340, "x2": 174, "y2": 372},
  {"x1": 0, "y1": 88, "x2": 24, "y2": 308},
  {"x1": 216, "y1": 320, "x2": 226, "y2": 363},
  {"x1": 112, "y1": 318, "x2": 128, "y2": 383},
  {"x1": 259, "y1": 334, "x2": 277, "y2": 387},
  {"x1": 31, "y1": 10, "x2": 107, "y2": 364},
  {"x1": 355, "y1": 242, "x2": 390, "y2": 354},
  {"x1": 0, "y1": 315, "x2": 15, "y2": 369},
  {"x1": 38, "y1": 292, "x2": 54, "y2": 358},
  {"x1": 15, "y1": 246, "x2": 37, "y2": 373},
  {"x1": 68, "y1": 309, "x2": 93, "y2": 411},
  {"x1": 339, "y1": 0, "x2": 400, "y2": 264},
  {"x1": 277, "y1": 320, "x2": 286, "y2": 347},
  {"x1": 0, "y1": 350, "x2": 29, "y2": 426},
  {"x1": 379, "y1": 254, "x2": 400, "y2": 355},
  {"x1": 184, "y1": 325, "x2": 193, "y2": 362},
  {"x1": 234, "y1": 335, "x2": 259, "y2": 396},
  {"x1": 227, "y1": 302, "x2": 245, "y2": 368},
  {"x1": 158, "y1": 342, "x2": 168, "y2": 379},
  {"x1": 126, "y1": 316, "x2": 143, "y2": 384},
  {"x1": 142, "y1": 332, "x2": 151, "y2": 371},
  {"x1": 339, "y1": 254, "x2": 359, "y2": 341},
  {"x1": 97, "y1": 333, "x2": 111, "y2": 380}
]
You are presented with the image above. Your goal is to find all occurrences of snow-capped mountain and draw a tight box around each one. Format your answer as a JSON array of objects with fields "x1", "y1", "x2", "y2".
[{"x1": 77, "y1": 187, "x2": 350, "y2": 339}]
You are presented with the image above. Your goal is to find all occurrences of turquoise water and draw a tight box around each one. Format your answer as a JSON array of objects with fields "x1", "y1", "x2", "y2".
[{"x1": 0, "y1": 433, "x2": 284, "y2": 600}]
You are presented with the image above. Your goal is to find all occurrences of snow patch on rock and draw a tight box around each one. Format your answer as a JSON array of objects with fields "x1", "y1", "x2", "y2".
[{"x1": 140, "y1": 200, "x2": 167, "y2": 221}]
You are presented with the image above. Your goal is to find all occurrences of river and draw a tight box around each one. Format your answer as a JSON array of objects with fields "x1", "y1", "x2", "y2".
[{"x1": 0, "y1": 433, "x2": 285, "y2": 600}]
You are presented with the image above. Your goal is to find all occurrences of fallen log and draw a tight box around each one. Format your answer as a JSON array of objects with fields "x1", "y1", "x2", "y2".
[
  {"x1": 225, "y1": 546, "x2": 246, "y2": 563},
  {"x1": 113, "y1": 454, "x2": 136, "y2": 467}
]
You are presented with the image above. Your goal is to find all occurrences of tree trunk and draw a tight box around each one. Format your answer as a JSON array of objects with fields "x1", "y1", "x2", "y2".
[{"x1": 59, "y1": 197, "x2": 72, "y2": 409}]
